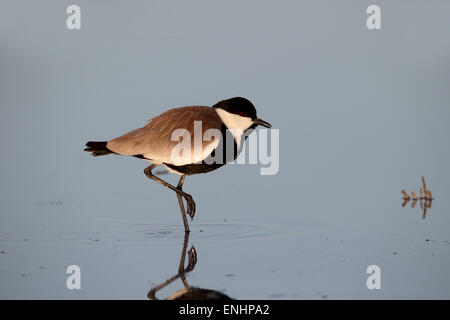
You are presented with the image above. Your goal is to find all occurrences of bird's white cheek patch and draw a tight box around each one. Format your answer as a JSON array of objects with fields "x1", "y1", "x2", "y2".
[
  {"x1": 216, "y1": 109, "x2": 253, "y2": 131},
  {"x1": 215, "y1": 109, "x2": 253, "y2": 148}
]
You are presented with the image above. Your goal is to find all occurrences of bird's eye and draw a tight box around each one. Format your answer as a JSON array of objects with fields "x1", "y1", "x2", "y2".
[{"x1": 239, "y1": 112, "x2": 246, "y2": 117}]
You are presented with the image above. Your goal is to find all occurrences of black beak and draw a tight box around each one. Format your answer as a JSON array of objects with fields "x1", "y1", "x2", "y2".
[{"x1": 254, "y1": 118, "x2": 272, "y2": 128}]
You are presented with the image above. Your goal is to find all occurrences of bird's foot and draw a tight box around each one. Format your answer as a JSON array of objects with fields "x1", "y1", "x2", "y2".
[{"x1": 183, "y1": 193, "x2": 196, "y2": 220}]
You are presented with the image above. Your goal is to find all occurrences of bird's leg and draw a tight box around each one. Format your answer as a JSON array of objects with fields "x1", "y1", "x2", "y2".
[
  {"x1": 176, "y1": 176, "x2": 190, "y2": 233},
  {"x1": 174, "y1": 175, "x2": 196, "y2": 222},
  {"x1": 144, "y1": 165, "x2": 196, "y2": 231}
]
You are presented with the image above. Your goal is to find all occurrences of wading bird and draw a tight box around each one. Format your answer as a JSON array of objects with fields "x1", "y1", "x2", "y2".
[{"x1": 84, "y1": 97, "x2": 271, "y2": 232}]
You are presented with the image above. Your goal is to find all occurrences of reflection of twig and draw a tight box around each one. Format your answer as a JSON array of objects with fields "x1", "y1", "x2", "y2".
[
  {"x1": 411, "y1": 198, "x2": 417, "y2": 208},
  {"x1": 420, "y1": 198, "x2": 427, "y2": 219},
  {"x1": 401, "y1": 177, "x2": 433, "y2": 219},
  {"x1": 401, "y1": 198, "x2": 408, "y2": 207}
]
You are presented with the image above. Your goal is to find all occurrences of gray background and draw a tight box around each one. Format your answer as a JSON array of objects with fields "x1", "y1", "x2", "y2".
[{"x1": 1, "y1": 0, "x2": 449, "y2": 299}]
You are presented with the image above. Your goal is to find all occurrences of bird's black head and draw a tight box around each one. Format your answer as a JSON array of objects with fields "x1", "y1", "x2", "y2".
[
  {"x1": 212, "y1": 97, "x2": 257, "y2": 120},
  {"x1": 213, "y1": 97, "x2": 271, "y2": 129}
]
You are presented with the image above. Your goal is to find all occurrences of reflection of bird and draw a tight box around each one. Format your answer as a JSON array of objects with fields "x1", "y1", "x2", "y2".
[
  {"x1": 167, "y1": 287, "x2": 233, "y2": 300},
  {"x1": 84, "y1": 97, "x2": 271, "y2": 232},
  {"x1": 148, "y1": 233, "x2": 233, "y2": 300}
]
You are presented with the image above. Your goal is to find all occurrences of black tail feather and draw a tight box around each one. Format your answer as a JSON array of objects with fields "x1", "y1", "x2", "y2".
[{"x1": 84, "y1": 141, "x2": 113, "y2": 156}]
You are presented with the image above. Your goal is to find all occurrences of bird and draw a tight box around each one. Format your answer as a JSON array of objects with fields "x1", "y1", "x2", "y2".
[{"x1": 84, "y1": 97, "x2": 271, "y2": 232}]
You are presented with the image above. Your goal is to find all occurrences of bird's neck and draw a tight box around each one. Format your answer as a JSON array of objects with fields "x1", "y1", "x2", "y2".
[{"x1": 215, "y1": 108, "x2": 253, "y2": 150}]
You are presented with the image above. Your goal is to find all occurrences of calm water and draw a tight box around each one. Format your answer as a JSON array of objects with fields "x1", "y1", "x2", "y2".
[{"x1": 1, "y1": 1, "x2": 450, "y2": 299}]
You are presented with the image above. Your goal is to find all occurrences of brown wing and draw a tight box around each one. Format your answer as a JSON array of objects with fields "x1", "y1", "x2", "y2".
[{"x1": 107, "y1": 106, "x2": 224, "y2": 165}]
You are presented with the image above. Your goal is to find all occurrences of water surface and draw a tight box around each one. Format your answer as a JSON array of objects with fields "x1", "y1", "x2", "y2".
[{"x1": 1, "y1": 0, "x2": 450, "y2": 299}]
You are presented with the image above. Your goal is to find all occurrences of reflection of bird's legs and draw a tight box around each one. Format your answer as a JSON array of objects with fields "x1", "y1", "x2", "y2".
[
  {"x1": 185, "y1": 246, "x2": 198, "y2": 273},
  {"x1": 179, "y1": 232, "x2": 197, "y2": 287},
  {"x1": 178, "y1": 232, "x2": 197, "y2": 272},
  {"x1": 147, "y1": 231, "x2": 197, "y2": 299},
  {"x1": 144, "y1": 165, "x2": 196, "y2": 232},
  {"x1": 178, "y1": 232, "x2": 189, "y2": 273},
  {"x1": 180, "y1": 246, "x2": 198, "y2": 288},
  {"x1": 147, "y1": 273, "x2": 180, "y2": 300}
]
